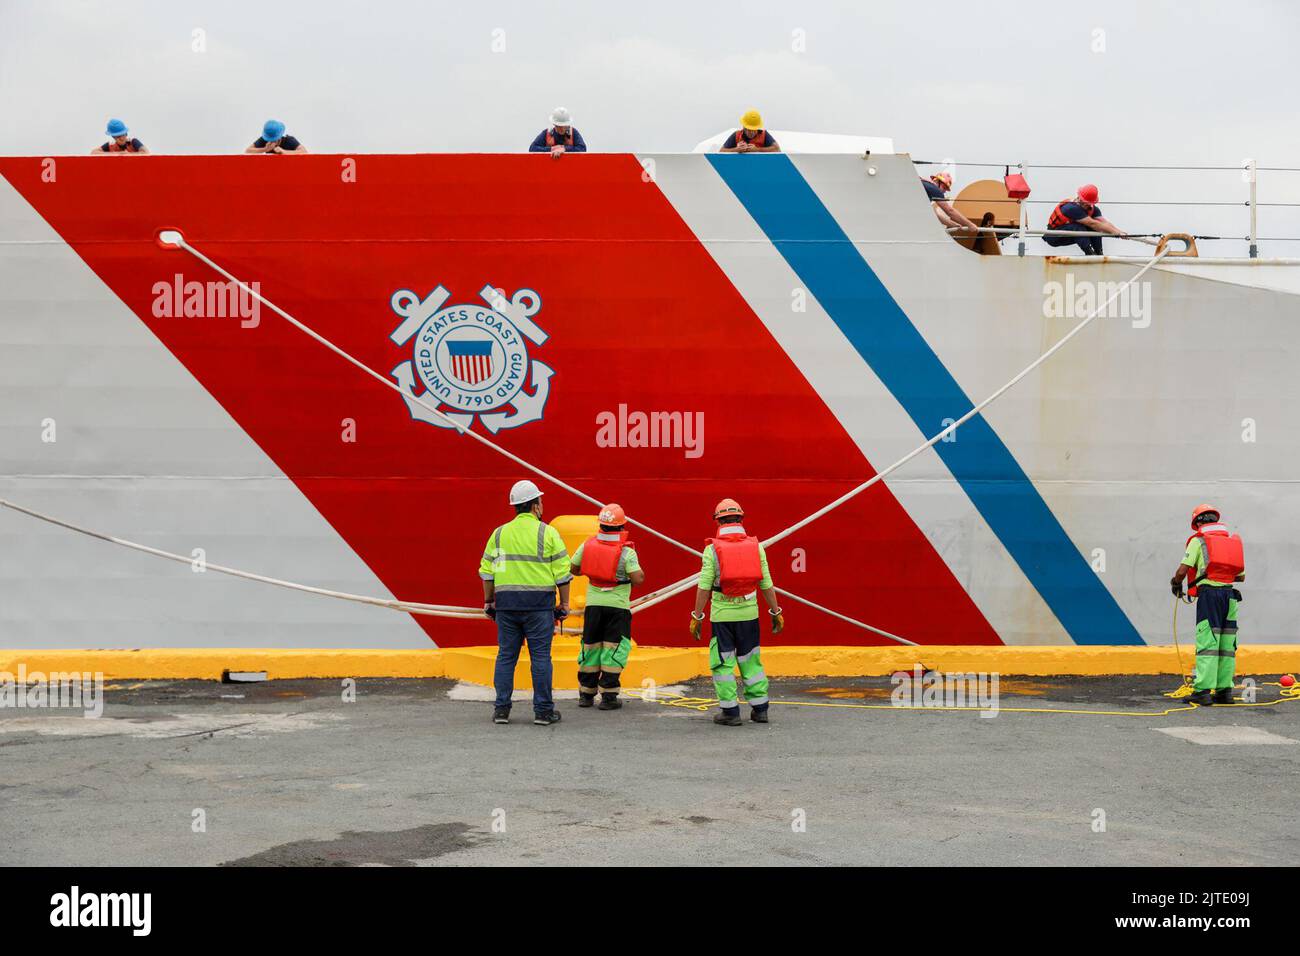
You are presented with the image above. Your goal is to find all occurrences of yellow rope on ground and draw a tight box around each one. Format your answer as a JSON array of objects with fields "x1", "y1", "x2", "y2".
[
  {"x1": 1163, "y1": 594, "x2": 1196, "y2": 699},
  {"x1": 626, "y1": 682, "x2": 1300, "y2": 719}
]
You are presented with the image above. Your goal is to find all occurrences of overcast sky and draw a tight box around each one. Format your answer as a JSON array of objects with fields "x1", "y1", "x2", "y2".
[{"x1": 3, "y1": 0, "x2": 1298, "y2": 251}]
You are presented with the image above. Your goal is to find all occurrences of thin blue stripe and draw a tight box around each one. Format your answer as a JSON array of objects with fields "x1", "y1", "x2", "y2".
[{"x1": 707, "y1": 155, "x2": 1141, "y2": 645}]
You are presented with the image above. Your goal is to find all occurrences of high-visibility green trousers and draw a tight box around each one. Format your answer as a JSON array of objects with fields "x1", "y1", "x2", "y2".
[
  {"x1": 577, "y1": 606, "x2": 632, "y2": 698},
  {"x1": 1193, "y1": 587, "x2": 1239, "y2": 691},
  {"x1": 709, "y1": 619, "x2": 769, "y2": 712}
]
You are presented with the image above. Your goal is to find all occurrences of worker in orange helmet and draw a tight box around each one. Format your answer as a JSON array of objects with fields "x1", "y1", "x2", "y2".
[
  {"x1": 1172, "y1": 504, "x2": 1246, "y2": 705},
  {"x1": 921, "y1": 170, "x2": 977, "y2": 234},
  {"x1": 1043, "y1": 183, "x2": 1127, "y2": 255},
  {"x1": 569, "y1": 503, "x2": 644, "y2": 709},
  {"x1": 689, "y1": 498, "x2": 784, "y2": 726}
]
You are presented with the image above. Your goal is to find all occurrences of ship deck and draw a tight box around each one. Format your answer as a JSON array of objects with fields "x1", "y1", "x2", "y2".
[{"x1": 3, "y1": 675, "x2": 1297, "y2": 866}]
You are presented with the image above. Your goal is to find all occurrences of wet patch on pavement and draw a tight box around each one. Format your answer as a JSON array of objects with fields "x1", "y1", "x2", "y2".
[
  {"x1": 96, "y1": 677, "x2": 461, "y2": 708},
  {"x1": 220, "y1": 822, "x2": 485, "y2": 867}
]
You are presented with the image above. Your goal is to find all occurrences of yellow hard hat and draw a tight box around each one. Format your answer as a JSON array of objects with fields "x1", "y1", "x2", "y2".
[{"x1": 740, "y1": 109, "x2": 763, "y2": 131}]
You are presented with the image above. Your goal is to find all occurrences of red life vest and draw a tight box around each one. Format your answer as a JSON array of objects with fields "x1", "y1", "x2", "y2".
[
  {"x1": 544, "y1": 127, "x2": 575, "y2": 148},
  {"x1": 709, "y1": 530, "x2": 763, "y2": 597},
  {"x1": 579, "y1": 531, "x2": 630, "y2": 588},
  {"x1": 1184, "y1": 523, "x2": 1245, "y2": 597},
  {"x1": 1047, "y1": 199, "x2": 1094, "y2": 230},
  {"x1": 733, "y1": 129, "x2": 767, "y2": 148}
]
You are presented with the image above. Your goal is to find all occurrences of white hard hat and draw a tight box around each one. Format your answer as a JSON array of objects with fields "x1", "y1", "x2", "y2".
[
  {"x1": 509, "y1": 479, "x2": 544, "y2": 505},
  {"x1": 550, "y1": 106, "x2": 572, "y2": 127}
]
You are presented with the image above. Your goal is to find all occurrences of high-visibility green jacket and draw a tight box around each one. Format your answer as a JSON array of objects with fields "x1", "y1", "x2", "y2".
[{"x1": 479, "y1": 513, "x2": 573, "y2": 610}]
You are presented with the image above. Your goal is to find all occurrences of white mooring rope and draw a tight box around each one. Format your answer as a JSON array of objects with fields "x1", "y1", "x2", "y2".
[{"x1": 0, "y1": 496, "x2": 484, "y2": 619}]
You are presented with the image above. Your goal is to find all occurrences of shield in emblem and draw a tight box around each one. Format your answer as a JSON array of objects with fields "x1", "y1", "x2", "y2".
[{"x1": 446, "y1": 339, "x2": 494, "y2": 385}]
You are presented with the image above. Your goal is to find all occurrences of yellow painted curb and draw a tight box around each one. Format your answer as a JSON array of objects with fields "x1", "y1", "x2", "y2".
[
  {"x1": 1, "y1": 645, "x2": 1297, "y2": 685},
  {"x1": 0, "y1": 648, "x2": 446, "y2": 681},
  {"x1": 442, "y1": 639, "x2": 706, "y2": 690},
  {"x1": 760, "y1": 645, "x2": 1300, "y2": 677}
]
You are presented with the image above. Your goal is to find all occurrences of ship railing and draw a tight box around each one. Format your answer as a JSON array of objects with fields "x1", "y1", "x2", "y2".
[
  {"x1": 949, "y1": 226, "x2": 1160, "y2": 242},
  {"x1": 948, "y1": 226, "x2": 1197, "y2": 255},
  {"x1": 916, "y1": 158, "x2": 1300, "y2": 259}
]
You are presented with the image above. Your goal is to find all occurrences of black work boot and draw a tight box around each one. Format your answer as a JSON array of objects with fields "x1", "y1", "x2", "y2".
[
  {"x1": 713, "y1": 710, "x2": 743, "y2": 726},
  {"x1": 750, "y1": 708, "x2": 769, "y2": 724},
  {"x1": 597, "y1": 695, "x2": 622, "y2": 710},
  {"x1": 1212, "y1": 687, "x2": 1234, "y2": 705},
  {"x1": 1187, "y1": 689, "x2": 1214, "y2": 706},
  {"x1": 577, "y1": 694, "x2": 595, "y2": 708}
]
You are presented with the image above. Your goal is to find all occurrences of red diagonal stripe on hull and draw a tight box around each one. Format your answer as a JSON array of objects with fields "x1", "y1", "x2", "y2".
[{"x1": 0, "y1": 155, "x2": 1000, "y2": 647}]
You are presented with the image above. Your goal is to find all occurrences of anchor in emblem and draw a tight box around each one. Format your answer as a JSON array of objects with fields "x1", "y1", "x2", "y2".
[{"x1": 388, "y1": 284, "x2": 553, "y2": 434}]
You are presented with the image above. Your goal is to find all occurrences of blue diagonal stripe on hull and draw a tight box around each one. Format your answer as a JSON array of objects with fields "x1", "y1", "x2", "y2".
[{"x1": 707, "y1": 154, "x2": 1141, "y2": 645}]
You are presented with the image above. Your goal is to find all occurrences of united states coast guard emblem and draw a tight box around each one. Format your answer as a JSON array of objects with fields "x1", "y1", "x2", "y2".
[{"x1": 388, "y1": 283, "x2": 552, "y2": 434}]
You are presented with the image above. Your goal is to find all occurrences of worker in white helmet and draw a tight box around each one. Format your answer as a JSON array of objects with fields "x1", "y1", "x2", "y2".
[
  {"x1": 478, "y1": 480, "x2": 573, "y2": 726},
  {"x1": 528, "y1": 106, "x2": 587, "y2": 159}
]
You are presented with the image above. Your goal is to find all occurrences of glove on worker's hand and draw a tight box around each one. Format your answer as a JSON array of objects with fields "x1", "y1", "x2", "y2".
[
  {"x1": 770, "y1": 609, "x2": 785, "y2": 635},
  {"x1": 484, "y1": 602, "x2": 497, "y2": 620},
  {"x1": 688, "y1": 614, "x2": 703, "y2": 641},
  {"x1": 1170, "y1": 577, "x2": 1183, "y2": 599}
]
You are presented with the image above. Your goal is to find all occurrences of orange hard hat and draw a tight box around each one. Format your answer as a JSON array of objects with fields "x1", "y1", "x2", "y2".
[
  {"x1": 1077, "y1": 183, "x2": 1099, "y2": 204},
  {"x1": 597, "y1": 503, "x2": 626, "y2": 527},
  {"x1": 713, "y1": 498, "x2": 744, "y2": 521},
  {"x1": 1190, "y1": 503, "x2": 1220, "y2": 530}
]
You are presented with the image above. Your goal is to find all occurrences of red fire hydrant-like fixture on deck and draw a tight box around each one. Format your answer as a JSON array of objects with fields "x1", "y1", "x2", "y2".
[{"x1": 950, "y1": 164, "x2": 1032, "y2": 255}]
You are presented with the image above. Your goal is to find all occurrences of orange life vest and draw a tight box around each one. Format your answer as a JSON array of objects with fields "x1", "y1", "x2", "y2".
[
  {"x1": 1184, "y1": 523, "x2": 1245, "y2": 597},
  {"x1": 1047, "y1": 199, "x2": 1094, "y2": 230},
  {"x1": 579, "y1": 531, "x2": 630, "y2": 588},
  {"x1": 733, "y1": 129, "x2": 767, "y2": 148},
  {"x1": 544, "y1": 127, "x2": 575, "y2": 148},
  {"x1": 709, "y1": 530, "x2": 763, "y2": 597}
]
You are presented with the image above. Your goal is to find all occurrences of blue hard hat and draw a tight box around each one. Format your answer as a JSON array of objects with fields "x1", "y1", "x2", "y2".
[
  {"x1": 105, "y1": 118, "x2": 128, "y2": 137},
  {"x1": 262, "y1": 119, "x2": 286, "y2": 142}
]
